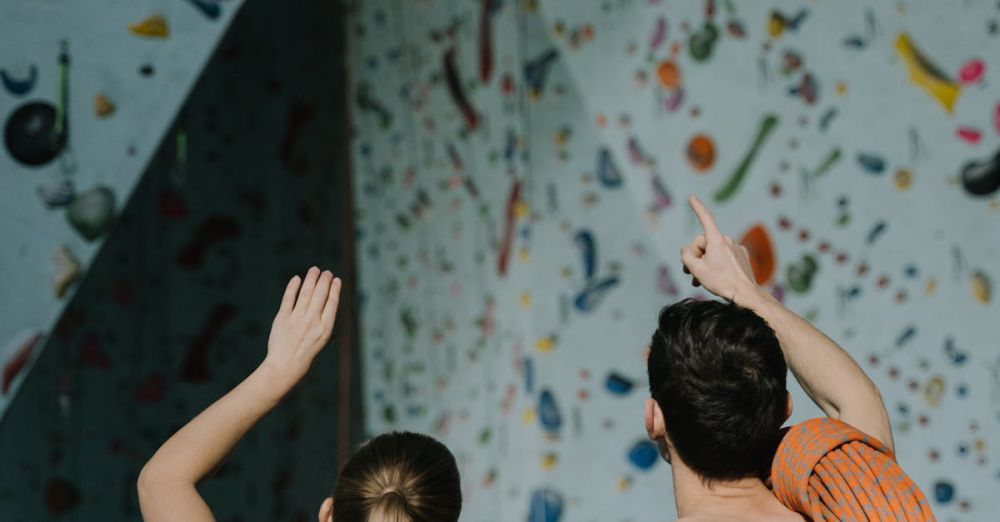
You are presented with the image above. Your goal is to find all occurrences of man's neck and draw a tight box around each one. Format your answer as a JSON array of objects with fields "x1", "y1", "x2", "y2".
[{"x1": 670, "y1": 458, "x2": 782, "y2": 518}]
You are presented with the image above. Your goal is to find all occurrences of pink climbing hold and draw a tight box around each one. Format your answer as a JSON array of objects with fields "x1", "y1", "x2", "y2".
[
  {"x1": 956, "y1": 126, "x2": 982, "y2": 144},
  {"x1": 957, "y1": 59, "x2": 984, "y2": 85}
]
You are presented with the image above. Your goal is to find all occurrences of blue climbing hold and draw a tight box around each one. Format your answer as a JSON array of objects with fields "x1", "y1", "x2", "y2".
[
  {"x1": 574, "y1": 230, "x2": 597, "y2": 281},
  {"x1": 605, "y1": 372, "x2": 634, "y2": 395},
  {"x1": 184, "y1": 0, "x2": 222, "y2": 20},
  {"x1": 933, "y1": 481, "x2": 954, "y2": 504},
  {"x1": 628, "y1": 439, "x2": 659, "y2": 470},
  {"x1": 0, "y1": 65, "x2": 38, "y2": 96},
  {"x1": 528, "y1": 487, "x2": 564, "y2": 522},
  {"x1": 856, "y1": 152, "x2": 886, "y2": 174},
  {"x1": 538, "y1": 389, "x2": 562, "y2": 435},
  {"x1": 573, "y1": 276, "x2": 620, "y2": 313},
  {"x1": 597, "y1": 147, "x2": 623, "y2": 188}
]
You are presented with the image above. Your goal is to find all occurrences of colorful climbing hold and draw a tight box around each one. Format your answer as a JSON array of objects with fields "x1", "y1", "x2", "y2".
[
  {"x1": 686, "y1": 134, "x2": 716, "y2": 172},
  {"x1": 94, "y1": 94, "x2": 115, "y2": 118},
  {"x1": 934, "y1": 481, "x2": 955, "y2": 504},
  {"x1": 688, "y1": 23, "x2": 719, "y2": 62},
  {"x1": 0, "y1": 65, "x2": 37, "y2": 96},
  {"x1": 538, "y1": 389, "x2": 562, "y2": 435},
  {"x1": 957, "y1": 59, "x2": 985, "y2": 85},
  {"x1": 656, "y1": 60, "x2": 681, "y2": 89},
  {"x1": 786, "y1": 255, "x2": 818, "y2": 293},
  {"x1": 894, "y1": 168, "x2": 913, "y2": 190},
  {"x1": 536, "y1": 335, "x2": 556, "y2": 353},
  {"x1": 715, "y1": 114, "x2": 779, "y2": 202},
  {"x1": 739, "y1": 224, "x2": 776, "y2": 286},
  {"x1": 66, "y1": 186, "x2": 116, "y2": 241},
  {"x1": 857, "y1": 152, "x2": 886, "y2": 174},
  {"x1": 597, "y1": 147, "x2": 623, "y2": 188},
  {"x1": 528, "y1": 487, "x2": 564, "y2": 522},
  {"x1": 129, "y1": 15, "x2": 170, "y2": 39},
  {"x1": 959, "y1": 147, "x2": 1000, "y2": 196},
  {"x1": 52, "y1": 246, "x2": 79, "y2": 299},
  {"x1": 37, "y1": 180, "x2": 75, "y2": 208},
  {"x1": 924, "y1": 376, "x2": 945, "y2": 407},
  {"x1": 605, "y1": 372, "x2": 634, "y2": 395},
  {"x1": 971, "y1": 271, "x2": 991, "y2": 304},
  {"x1": 895, "y1": 33, "x2": 961, "y2": 114},
  {"x1": 627, "y1": 439, "x2": 659, "y2": 470},
  {"x1": 957, "y1": 127, "x2": 982, "y2": 144}
]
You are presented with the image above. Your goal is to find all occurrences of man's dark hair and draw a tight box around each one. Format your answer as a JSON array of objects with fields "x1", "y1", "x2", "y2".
[{"x1": 647, "y1": 298, "x2": 788, "y2": 481}]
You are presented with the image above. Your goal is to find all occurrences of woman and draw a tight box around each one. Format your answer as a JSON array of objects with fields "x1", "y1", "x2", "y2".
[{"x1": 137, "y1": 267, "x2": 462, "y2": 522}]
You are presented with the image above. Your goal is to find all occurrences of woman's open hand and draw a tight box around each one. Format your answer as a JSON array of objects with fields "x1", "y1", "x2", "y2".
[{"x1": 264, "y1": 267, "x2": 342, "y2": 386}]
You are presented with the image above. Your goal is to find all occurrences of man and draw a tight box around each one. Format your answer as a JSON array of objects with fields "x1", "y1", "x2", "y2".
[{"x1": 645, "y1": 196, "x2": 933, "y2": 521}]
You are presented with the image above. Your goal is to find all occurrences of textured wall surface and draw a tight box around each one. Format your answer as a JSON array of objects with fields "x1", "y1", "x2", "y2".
[
  {"x1": 0, "y1": 0, "x2": 245, "y2": 421},
  {"x1": 351, "y1": 1, "x2": 1000, "y2": 520},
  {"x1": 0, "y1": 0, "x2": 357, "y2": 519}
]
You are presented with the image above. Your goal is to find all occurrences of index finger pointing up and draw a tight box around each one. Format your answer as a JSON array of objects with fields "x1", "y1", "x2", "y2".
[{"x1": 689, "y1": 195, "x2": 722, "y2": 240}]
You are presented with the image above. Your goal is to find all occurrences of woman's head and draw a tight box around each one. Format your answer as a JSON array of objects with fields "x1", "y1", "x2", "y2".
[{"x1": 325, "y1": 431, "x2": 461, "y2": 522}]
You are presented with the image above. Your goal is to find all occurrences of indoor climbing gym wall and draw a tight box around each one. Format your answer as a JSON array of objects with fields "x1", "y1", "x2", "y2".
[
  {"x1": 0, "y1": 0, "x2": 357, "y2": 520},
  {"x1": 350, "y1": 0, "x2": 1000, "y2": 521},
  {"x1": 0, "y1": 0, "x2": 244, "y2": 420}
]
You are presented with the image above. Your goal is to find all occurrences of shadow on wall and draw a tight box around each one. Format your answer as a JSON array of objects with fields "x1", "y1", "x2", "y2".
[{"x1": 0, "y1": 0, "x2": 360, "y2": 520}]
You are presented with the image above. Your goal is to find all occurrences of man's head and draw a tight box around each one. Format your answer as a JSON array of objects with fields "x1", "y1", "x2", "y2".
[{"x1": 645, "y1": 298, "x2": 790, "y2": 481}]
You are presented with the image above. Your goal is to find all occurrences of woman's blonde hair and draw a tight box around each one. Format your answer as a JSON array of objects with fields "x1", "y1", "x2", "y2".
[{"x1": 332, "y1": 431, "x2": 461, "y2": 522}]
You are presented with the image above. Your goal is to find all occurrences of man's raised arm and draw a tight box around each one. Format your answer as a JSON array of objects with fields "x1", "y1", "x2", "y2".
[{"x1": 679, "y1": 196, "x2": 894, "y2": 453}]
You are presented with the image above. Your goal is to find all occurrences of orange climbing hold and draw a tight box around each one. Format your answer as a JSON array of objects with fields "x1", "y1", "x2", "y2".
[
  {"x1": 656, "y1": 60, "x2": 681, "y2": 89},
  {"x1": 739, "y1": 224, "x2": 776, "y2": 286},
  {"x1": 686, "y1": 134, "x2": 716, "y2": 172}
]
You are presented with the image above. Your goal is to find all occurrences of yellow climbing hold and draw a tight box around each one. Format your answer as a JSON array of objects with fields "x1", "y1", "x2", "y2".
[
  {"x1": 925, "y1": 278, "x2": 937, "y2": 296},
  {"x1": 520, "y1": 292, "x2": 533, "y2": 309},
  {"x1": 768, "y1": 12, "x2": 786, "y2": 38},
  {"x1": 895, "y1": 33, "x2": 960, "y2": 114},
  {"x1": 515, "y1": 201, "x2": 529, "y2": 219},
  {"x1": 971, "y1": 271, "x2": 991, "y2": 304},
  {"x1": 535, "y1": 335, "x2": 555, "y2": 352},
  {"x1": 94, "y1": 94, "x2": 115, "y2": 118},
  {"x1": 541, "y1": 453, "x2": 558, "y2": 470},
  {"x1": 522, "y1": 407, "x2": 536, "y2": 424},
  {"x1": 52, "y1": 245, "x2": 80, "y2": 299},
  {"x1": 129, "y1": 14, "x2": 169, "y2": 39},
  {"x1": 894, "y1": 168, "x2": 913, "y2": 190},
  {"x1": 518, "y1": 247, "x2": 530, "y2": 262},
  {"x1": 923, "y1": 376, "x2": 945, "y2": 407},
  {"x1": 617, "y1": 476, "x2": 633, "y2": 492}
]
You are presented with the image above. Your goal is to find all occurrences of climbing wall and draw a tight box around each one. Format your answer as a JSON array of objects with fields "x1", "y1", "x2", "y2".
[
  {"x1": 0, "y1": 0, "x2": 357, "y2": 519},
  {"x1": 352, "y1": 0, "x2": 1000, "y2": 520},
  {"x1": 0, "y1": 0, "x2": 244, "y2": 421}
]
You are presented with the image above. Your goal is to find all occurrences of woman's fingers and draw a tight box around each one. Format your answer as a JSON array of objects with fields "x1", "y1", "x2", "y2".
[
  {"x1": 295, "y1": 267, "x2": 321, "y2": 314},
  {"x1": 321, "y1": 278, "x2": 342, "y2": 328},
  {"x1": 278, "y1": 276, "x2": 302, "y2": 318},
  {"x1": 307, "y1": 271, "x2": 333, "y2": 318}
]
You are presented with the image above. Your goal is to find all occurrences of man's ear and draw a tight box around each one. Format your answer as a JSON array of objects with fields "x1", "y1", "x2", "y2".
[
  {"x1": 318, "y1": 497, "x2": 334, "y2": 522},
  {"x1": 785, "y1": 391, "x2": 793, "y2": 423},
  {"x1": 645, "y1": 398, "x2": 666, "y2": 440}
]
